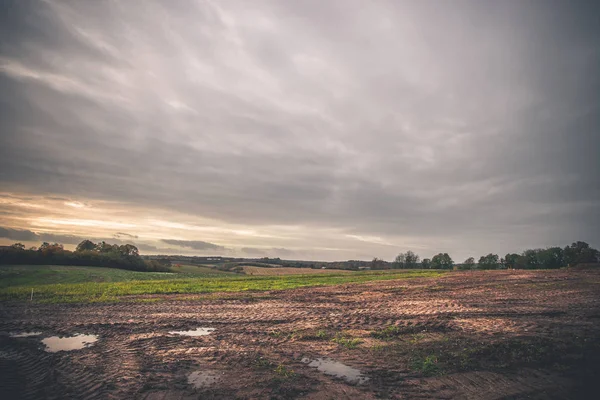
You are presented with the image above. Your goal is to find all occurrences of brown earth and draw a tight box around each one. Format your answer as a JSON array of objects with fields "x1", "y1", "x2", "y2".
[{"x1": 1, "y1": 270, "x2": 600, "y2": 399}]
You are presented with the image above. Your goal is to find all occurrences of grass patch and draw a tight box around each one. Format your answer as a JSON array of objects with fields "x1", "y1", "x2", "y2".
[
  {"x1": 370, "y1": 343, "x2": 386, "y2": 352},
  {"x1": 131, "y1": 297, "x2": 163, "y2": 303},
  {"x1": 411, "y1": 354, "x2": 440, "y2": 376},
  {"x1": 268, "y1": 330, "x2": 287, "y2": 339},
  {"x1": 253, "y1": 355, "x2": 275, "y2": 369},
  {"x1": 370, "y1": 324, "x2": 432, "y2": 339},
  {"x1": 274, "y1": 364, "x2": 296, "y2": 379},
  {"x1": 316, "y1": 329, "x2": 330, "y2": 340},
  {"x1": 0, "y1": 267, "x2": 446, "y2": 303},
  {"x1": 0, "y1": 265, "x2": 183, "y2": 288},
  {"x1": 331, "y1": 332, "x2": 363, "y2": 349},
  {"x1": 371, "y1": 325, "x2": 402, "y2": 340},
  {"x1": 410, "y1": 333, "x2": 426, "y2": 344},
  {"x1": 292, "y1": 328, "x2": 332, "y2": 341}
]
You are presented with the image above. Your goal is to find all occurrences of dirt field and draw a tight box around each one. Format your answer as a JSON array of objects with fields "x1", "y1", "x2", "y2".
[
  {"x1": 242, "y1": 266, "x2": 352, "y2": 275},
  {"x1": 1, "y1": 270, "x2": 599, "y2": 399}
]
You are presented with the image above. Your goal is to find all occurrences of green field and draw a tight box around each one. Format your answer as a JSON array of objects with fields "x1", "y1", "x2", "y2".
[
  {"x1": 0, "y1": 265, "x2": 446, "y2": 303},
  {"x1": 0, "y1": 264, "x2": 233, "y2": 288}
]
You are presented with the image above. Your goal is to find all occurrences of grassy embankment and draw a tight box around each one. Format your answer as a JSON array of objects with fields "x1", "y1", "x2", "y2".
[{"x1": 0, "y1": 264, "x2": 446, "y2": 303}]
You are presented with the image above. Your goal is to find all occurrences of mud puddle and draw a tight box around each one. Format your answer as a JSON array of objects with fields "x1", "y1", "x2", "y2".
[
  {"x1": 10, "y1": 331, "x2": 42, "y2": 338},
  {"x1": 42, "y1": 334, "x2": 98, "y2": 352},
  {"x1": 302, "y1": 357, "x2": 369, "y2": 384},
  {"x1": 188, "y1": 370, "x2": 220, "y2": 388},
  {"x1": 170, "y1": 327, "x2": 215, "y2": 337}
]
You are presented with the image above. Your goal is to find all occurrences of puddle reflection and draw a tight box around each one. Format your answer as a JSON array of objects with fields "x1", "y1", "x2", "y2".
[
  {"x1": 42, "y1": 334, "x2": 98, "y2": 352},
  {"x1": 302, "y1": 357, "x2": 369, "y2": 384}
]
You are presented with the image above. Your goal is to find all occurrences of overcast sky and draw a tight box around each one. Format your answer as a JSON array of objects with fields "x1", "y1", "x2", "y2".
[{"x1": 1, "y1": 0, "x2": 599, "y2": 261}]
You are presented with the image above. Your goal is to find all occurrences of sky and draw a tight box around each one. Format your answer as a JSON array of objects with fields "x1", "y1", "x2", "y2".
[{"x1": 0, "y1": 0, "x2": 599, "y2": 262}]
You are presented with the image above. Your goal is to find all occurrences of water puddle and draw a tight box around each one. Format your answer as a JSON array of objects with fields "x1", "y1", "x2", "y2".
[
  {"x1": 187, "y1": 370, "x2": 220, "y2": 388},
  {"x1": 170, "y1": 328, "x2": 215, "y2": 337},
  {"x1": 10, "y1": 331, "x2": 42, "y2": 338},
  {"x1": 42, "y1": 334, "x2": 98, "y2": 352},
  {"x1": 302, "y1": 357, "x2": 369, "y2": 384}
]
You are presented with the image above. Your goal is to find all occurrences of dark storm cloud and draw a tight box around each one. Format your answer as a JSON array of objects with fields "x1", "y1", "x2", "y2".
[
  {"x1": 0, "y1": 227, "x2": 38, "y2": 242},
  {"x1": 161, "y1": 239, "x2": 225, "y2": 251},
  {"x1": 0, "y1": 226, "x2": 140, "y2": 247},
  {"x1": 0, "y1": 226, "x2": 84, "y2": 244},
  {"x1": 0, "y1": 0, "x2": 599, "y2": 260}
]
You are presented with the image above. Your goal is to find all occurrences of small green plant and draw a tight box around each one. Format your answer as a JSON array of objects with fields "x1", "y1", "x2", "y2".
[
  {"x1": 293, "y1": 328, "x2": 331, "y2": 341},
  {"x1": 316, "y1": 329, "x2": 329, "y2": 339},
  {"x1": 411, "y1": 354, "x2": 439, "y2": 376},
  {"x1": 410, "y1": 333, "x2": 426, "y2": 344},
  {"x1": 268, "y1": 330, "x2": 284, "y2": 338},
  {"x1": 331, "y1": 333, "x2": 362, "y2": 349},
  {"x1": 371, "y1": 325, "x2": 401, "y2": 340},
  {"x1": 274, "y1": 364, "x2": 295, "y2": 378},
  {"x1": 370, "y1": 343, "x2": 385, "y2": 352}
]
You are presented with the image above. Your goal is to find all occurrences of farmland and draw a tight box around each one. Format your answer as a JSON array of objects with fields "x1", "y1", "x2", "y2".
[
  {"x1": 0, "y1": 265, "x2": 443, "y2": 303},
  {"x1": 1, "y1": 267, "x2": 599, "y2": 399},
  {"x1": 242, "y1": 266, "x2": 352, "y2": 276},
  {"x1": 0, "y1": 265, "x2": 214, "y2": 288}
]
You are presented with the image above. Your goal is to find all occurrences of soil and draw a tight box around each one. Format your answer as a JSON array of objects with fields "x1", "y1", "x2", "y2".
[{"x1": 1, "y1": 270, "x2": 599, "y2": 399}]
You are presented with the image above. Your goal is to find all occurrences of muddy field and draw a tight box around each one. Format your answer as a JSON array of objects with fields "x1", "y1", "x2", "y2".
[{"x1": 1, "y1": 270, "x2": 599, "y2": 399}]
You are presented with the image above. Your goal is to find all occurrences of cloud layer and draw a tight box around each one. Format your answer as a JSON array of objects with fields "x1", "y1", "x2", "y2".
[
  {"x1": 1, "y1": 0, "x2": 599, "y2": 261},
  {"x1": 161, "y1": 239, "x2": 224, "y2": 251}
]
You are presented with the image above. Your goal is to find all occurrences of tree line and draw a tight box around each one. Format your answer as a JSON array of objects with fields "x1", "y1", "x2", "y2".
[
  {"x1": 0, "y1": 240, "x2": 171, "y2": 272},
  {"x1": 1, "y1": 239, "x2": 597, "y2": 272},
  {"x1": 389, "y1": 241, "x2": 599, "y2": 270}
]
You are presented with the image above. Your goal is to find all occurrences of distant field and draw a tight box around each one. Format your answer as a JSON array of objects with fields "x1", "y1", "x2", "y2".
[
  {"x1": 235, "y1": 262, "x2": 282, "y2": 268},
  {"x1": 0, "y1": 264, "x2": 234, "y2": 289},
  {"x1": 0, "y1": 265, "x2": 446, "y2": 303},
  {"x1": 242, "y1": 266, "x2": 352, "y2": 275},
  {"x1": 170, "y1": 264, "x2": 235, "y2": 275},
  {"x1": 0, "y1": 265, "x2": 175, "y2": 288}
]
